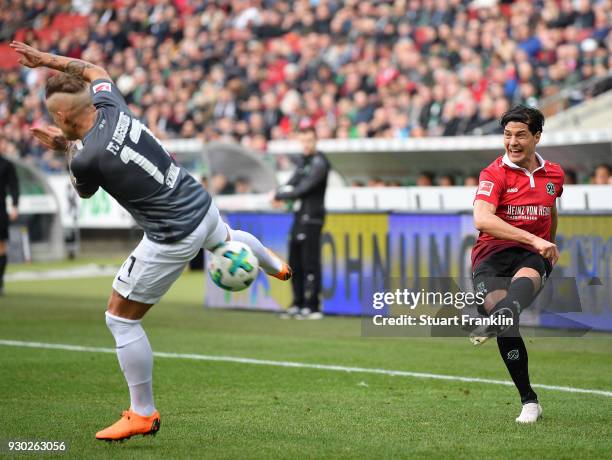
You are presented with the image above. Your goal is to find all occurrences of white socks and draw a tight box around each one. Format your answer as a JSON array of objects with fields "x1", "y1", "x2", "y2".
[
  {"x1": 228, "y1": 228, "x2": 282, "y2": 274},
  {"x1": 105, "y1": 311, "x2": 156, "y2": 416}
]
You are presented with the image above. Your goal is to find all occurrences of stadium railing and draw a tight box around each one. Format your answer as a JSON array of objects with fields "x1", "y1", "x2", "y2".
[{"x1": 266, "y1": 129, "x2": 612, "y2": 184}]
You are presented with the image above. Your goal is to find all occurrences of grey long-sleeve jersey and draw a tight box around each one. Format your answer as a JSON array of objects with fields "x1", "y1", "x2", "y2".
[{"x1": 70, "y1": 79, "x2": 211, "y2": 243}]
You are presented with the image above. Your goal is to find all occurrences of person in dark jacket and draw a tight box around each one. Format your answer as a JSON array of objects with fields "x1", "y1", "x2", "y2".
[
  {"x1": 274, "y1": 127, "x2": 330, "y2": 319},
  {"x1": 0, "y1": 154, "x2": 20, "y2": 295}
]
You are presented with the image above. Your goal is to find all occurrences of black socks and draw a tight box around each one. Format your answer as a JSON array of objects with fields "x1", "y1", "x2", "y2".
[
  {"x1": 490, "y1": 277, "x2": 539, "y2": 404},
  {"x1": 497, "y1": 334, "x2": 538, "y2": 404},
  {"x1": 489, "y1": 277, "x2": 537, "y2": 334}
]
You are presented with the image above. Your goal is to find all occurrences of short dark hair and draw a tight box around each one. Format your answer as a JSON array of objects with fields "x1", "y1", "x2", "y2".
[
  {"x1": 439, "y1": 174, "x2": 456, "y2": 186},
  {"x1": 299, "y1": 125, "x2": 317, "y2": 136},
  {"x1": 419, "y1": 171, "x2": 435, "y2": 182},
  {"x1": 564, "y1": 168, "x2": 577, "y2": 184},
  {"x1": 45, "y1": 73, "x2": 88, "y2": 99},
  {"x1": 500, "y1": 105, "x2": 544, "y2": 135}
]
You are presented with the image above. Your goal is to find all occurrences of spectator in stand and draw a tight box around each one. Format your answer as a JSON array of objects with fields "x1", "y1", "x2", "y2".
[
  {"x1": 234, "y1": 176, "x2": 253, "y2": 194},
  {"x1": 463, "y1": 174, "x2": 479, "y2": 187},
  {"x1": 367, "y1": 177, "x2": 386, "y2": 187},
  {"x1": 210, "y1": 173, "x2": 234, "y2": 195},
  {"x1": 591, "y1": 164, "x2": 611, "y2": 185},
  {"x1": 438, "y1": 174, "x2": 456, "y2": 186},
  {"x1": 564, "y1": 169, "x2": 577, "y2": 185},
  {"x1": 417, "y1": 171, "x2": 435, "y2": 187}
]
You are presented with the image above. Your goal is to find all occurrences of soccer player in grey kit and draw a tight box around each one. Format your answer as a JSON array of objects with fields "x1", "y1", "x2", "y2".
[{"x1": 11, "y1": 41, "x2": 292, "y2": 441}]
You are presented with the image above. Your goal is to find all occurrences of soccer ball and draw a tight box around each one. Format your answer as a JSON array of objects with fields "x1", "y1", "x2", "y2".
[{"x1": 208, "y1": 241, "x2": 259, "y2": 292}]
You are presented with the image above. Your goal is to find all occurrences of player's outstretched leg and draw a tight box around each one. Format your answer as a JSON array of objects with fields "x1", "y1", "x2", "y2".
[
  {"x1": 96, "y1": 308, "x2": 160, "y2": 441},
  {"x1": 227, "y1": 227, "x2": 292, "y2": 281}
]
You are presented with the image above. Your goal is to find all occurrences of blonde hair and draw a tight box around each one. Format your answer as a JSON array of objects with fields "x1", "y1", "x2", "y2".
[{"x1": 45, "y1": 73, "x2": 87, "y2": 99}]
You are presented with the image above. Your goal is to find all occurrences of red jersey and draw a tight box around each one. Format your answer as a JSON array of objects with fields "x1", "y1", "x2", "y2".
[{"x1": 471, "y1": 153, "x2": 565, "y2": 269}]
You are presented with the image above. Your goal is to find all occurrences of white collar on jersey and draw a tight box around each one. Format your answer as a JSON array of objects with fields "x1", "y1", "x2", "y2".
[
  {"x1": 501, "y1": 152, "x2": 546, "y2": 188},
  {"x1": 502, "y1": 151, "x2": 546, "y2": 171}
]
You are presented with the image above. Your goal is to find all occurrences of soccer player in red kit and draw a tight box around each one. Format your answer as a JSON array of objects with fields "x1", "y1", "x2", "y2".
[{"x1": 471, "y1": 105, "x2": 564, "y2": 423}]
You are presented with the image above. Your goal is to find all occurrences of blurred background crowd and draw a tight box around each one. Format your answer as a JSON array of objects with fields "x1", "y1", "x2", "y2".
[
  {"x1": 0, "y1": 0, "x2": 610, "y2": 185},
  {"x1": 350, "y1": 164, "x2": 611, "y2": 187}
]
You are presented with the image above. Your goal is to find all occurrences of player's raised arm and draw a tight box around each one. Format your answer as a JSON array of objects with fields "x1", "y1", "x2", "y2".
[{"x1": 10, "y1": 41, "x2": 110, "y2": 83}]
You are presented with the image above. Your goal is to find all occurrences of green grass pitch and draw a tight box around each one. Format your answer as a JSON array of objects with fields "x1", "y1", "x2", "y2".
[{"x1": 1, "y1": 260, "x2": 611, "y2": 459}]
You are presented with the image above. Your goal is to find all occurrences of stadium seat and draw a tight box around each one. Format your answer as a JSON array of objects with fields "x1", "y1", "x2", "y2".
[
  {"x1": 325, "y1": 188, "x2": 354, "y2": 211},
  {"x1": 437, "y1": 186, "x2": 476, "y2": 211},
  {"x1": 558, "y1": 186, "x2": 589, "y2": 211},
  {"x1": 411, "y1": 187, "x2": 443, "y2": 210},
  {"x1": 372, "y1": 188, "x2": 413, "y2": 211},
  {"x1": 351, "y1": 188, "x2": 378, "y2": 210},
  {"x1": 585, "y1": 185, "x2": 612, "y2": 211}
]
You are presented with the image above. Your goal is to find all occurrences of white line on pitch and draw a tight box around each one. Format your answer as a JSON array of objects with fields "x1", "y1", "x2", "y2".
[
  {"x1": 5, "y1": 264, "x2": 118, "y2": 282},
  {"x1": 1, "y1": 339, "x2": 611, "y2": 398}
]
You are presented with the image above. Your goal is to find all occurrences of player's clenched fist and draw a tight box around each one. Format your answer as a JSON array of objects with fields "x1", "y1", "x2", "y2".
[
  {"x1": 531, "y1": 237, "x2": 559, "y2": 265},
  {"x1": 9, "y1": 41, "x2": 45, "y2": 68}
]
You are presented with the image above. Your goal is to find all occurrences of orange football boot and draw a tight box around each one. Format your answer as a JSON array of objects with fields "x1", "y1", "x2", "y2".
[
  {"x1": 267, "y1": 249, "x2": 293, "y2": 281},
  {"x1": 95, "y1": 409, "x2": 160, "y2": 441}
]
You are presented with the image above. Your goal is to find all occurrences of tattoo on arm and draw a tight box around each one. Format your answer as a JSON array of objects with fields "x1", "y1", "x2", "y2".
[
  {"x1": 65, "y1": 60, "x2": 93, "y2": 78},
  {"x1": 41, "y1": 52, "x2": 107, "y2": 82}
]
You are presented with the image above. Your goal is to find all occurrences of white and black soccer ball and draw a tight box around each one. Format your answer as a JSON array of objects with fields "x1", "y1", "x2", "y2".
[{"x1": 208, "y1": 241, "x2": 259, "y2": 292}]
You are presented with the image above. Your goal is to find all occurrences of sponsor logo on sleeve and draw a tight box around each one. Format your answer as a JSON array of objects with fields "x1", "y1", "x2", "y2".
[
  {"x1": 93, "y1": 82, "x2": 112, "y2": 94},
  {"x1": 477, "y1": 180, "x2": 494, "y2": 196}
]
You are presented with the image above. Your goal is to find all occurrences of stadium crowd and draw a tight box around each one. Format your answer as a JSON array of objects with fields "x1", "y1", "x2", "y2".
[{"x1": 0, "y1": 0, "x2": 610, "y2": 174}]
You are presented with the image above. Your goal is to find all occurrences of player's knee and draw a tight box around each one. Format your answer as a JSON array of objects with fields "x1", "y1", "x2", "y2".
[
  {"x1": 506, "y1": 277, "x2": 538, "y2": 312},
  {"x1": 105, "y1": 311, "x2": 145, "y2": 348},
  {"x1": 107, "y1": 289, "x2": 152, "y2": 319},
  {"x1": 515, "y1": 254, "x2": 547, "y2": 281},
  {"x1": 513, "y1": 267, "x2": 542, "y2": 289}
]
